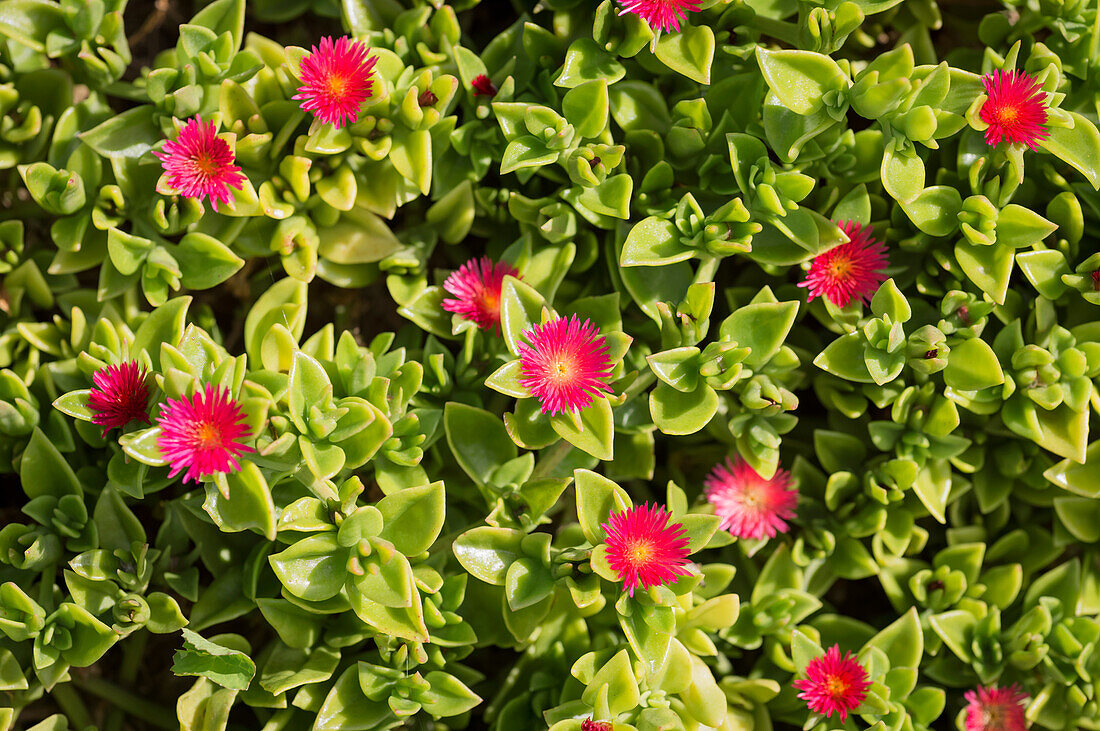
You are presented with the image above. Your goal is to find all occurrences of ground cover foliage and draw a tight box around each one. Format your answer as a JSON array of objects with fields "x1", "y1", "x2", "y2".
[{"x1": 0, "y1": 0, "x2": 1097, "y2": 729}]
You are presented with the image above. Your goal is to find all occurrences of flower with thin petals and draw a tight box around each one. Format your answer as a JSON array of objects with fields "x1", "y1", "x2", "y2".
[
  {"x1": 472, "y1": 74, "x2": 497, "y2": 98},
  {"x1": 980, "y1": 70, "x2": 1048, "y2": 150},
  {"x1": 964, "y1": 685, "x2": 1028, "y2": 731},
  {"x1": 293, "y1": 36, "x2": 377, "y2": 128},
  {"x1": 442, "y1": 257, "x2": 518, "y2": 332},
  {"x1": 794, "y1": 645, "x2": 871, "y2": 723},
  {"x1": 799, "y1": 220, "x2": 889, "y2": 307},
  {"x1": 618, "y1": 0, "x2": 702, "y2": 33},
  {"x1": 156, "y1": 385, "x2": 254, "y2": 484},
  {"x1": 581, "y1": 720, "x2": 611, "y2": 731},
  {"x1": 87, "y1": 361, "x2": 151, "y2": 437},
  {"x1": 705, "y1": 457, "x2": 798, "y2": 540},
  {"x1": 518, "y1": 315, "x2": 614, "y2": 415},
  {"x1": 154, "y1": 116, "x2": 246, "y2": 213},
  {"x1": 602, "y1": 503, "x2": 691, "y2": 597}
]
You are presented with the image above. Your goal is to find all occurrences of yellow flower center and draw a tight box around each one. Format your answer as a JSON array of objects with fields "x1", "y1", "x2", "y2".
[
  {"x1": 193, "y1": 152, "x2": 220, "y2": 176},
  {"x1": 327, "y1": 73, "x2": 349, "y2": 99},
  {"x1": 626, "y1": 538, "x2": 655, "y2": 566},
  {"x1": 995, "y1": 103, "x2": 1021, "y2": 125},
  {"x1": 826, "y1": 254, "x2": 854, "y2": 280},
  {"x1": 195, "y1": 422, "x2": 221, "y2": 448},
  {"x1": 548, "y1": 356, "x2": 576, "y2": 385},
  {"x1": 826, "y1": 675, "x2": 851, "y2": 697}
]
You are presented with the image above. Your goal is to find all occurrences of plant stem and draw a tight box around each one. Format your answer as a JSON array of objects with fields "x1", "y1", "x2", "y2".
[
  {"x1": 72, "y1": 674, "x2": 175, "y2": 730},
  {"x1": 51, "y1": 683, "x2": 93, "y2": 730},
  {"x1": 749, "y1": 16, "x2": 801, "y2": 45},
  {"x1": 105, "y1": 630, "x2": 150, "y2": 731}
]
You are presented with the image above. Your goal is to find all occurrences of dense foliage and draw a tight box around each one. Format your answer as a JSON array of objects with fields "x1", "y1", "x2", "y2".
[{"x1": 0, "y1": 0, "x2": 1098, "y2": 729}]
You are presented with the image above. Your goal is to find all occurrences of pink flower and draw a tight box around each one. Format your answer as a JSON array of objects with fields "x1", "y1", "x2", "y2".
[
  {"x1": 705, "y1": 457, "x2": 798, "y2": 540},
  {"x1": 799, "y1": 220, "x2": 889, "y2": 308},
  {"x1": 442, "y1": 257, "x2": 518, "y2": 332},
  {"x1": 471, "y1": 74, "x2": 498, "y2": 98},
  {"x1": 293, "y1": 36, "x2": 377, "y2": 128},
  {"x1": 1090, "y1": 270, "x2": 1100, "y2": 291},
  {"x1": 518, "y1": 315, "x2": 614, "y2": 415},
  {"x1": 154, "y1": 116, "x2": 246, "y2": 213},
  {"x1": 156, "y1": 385, "x2": 254, "y2": 484},
  {"x1": 980, "y1": 70, "x2": 1048, "y2": 150},
  {"x1": 964, "y1": 685, "x2": 1028, "y2": 731},
  {"x1": 87, "y1": 361, "x2": 151, "y2": 437},
  {"x1": 602, "y1": 503, "x2": 691, "y2": 597},
  {"x1": 617, "y1": 0, "x2": 702, "y2": 33},
  {"x1": 794, "y1": 645, "x2": 871, "y2": 723},
  {"x1": 581, "y1": 720, "x2": 610, "y2": 731}
]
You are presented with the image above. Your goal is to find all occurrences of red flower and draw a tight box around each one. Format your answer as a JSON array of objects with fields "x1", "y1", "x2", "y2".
[
  {"x1": 705, "y1": 457, "x2": 798, "y2": 540},
  {"x1": 518, "y1": 315, "x2": 614, "y2": 415},
  {"x1": 154, "y1": 116, "x2": 246, "y2": 213},
  {"x1": 442, "y1": 257, "x2": 518, "y2": 332},
  {"x1": 799, "y1": 220, "x2": 889, "y2": 308},
  {"x1": 87, "y1": 361, "x2": 151, "y2": 437},
  {"x1": 964, "y1": 685, "x2": 1028, "y2": 731},
  {"x1": 602, "y1": 503, "x2": 691, "y2": 596},
  {"x1": 980, "y1": 70, "x2": 1048, "y2": 150},
  {"x1": 1090, "y1": 270, "x2": 1100, "y2": 291},
  {"x1": 794, "y1": 645, "x2": 871, "y2": 723},
  {"x1": 617, "y1": 0, "x2": 702, "y2": 33},
  {"x1": 156, "y1": 385, "x2": 254, "y2": 484},
  {"x1": 581, "y1": 719, "x2": 611, "y2": 731},
  {"x1": 471, "y1": 74, "x2": 497, "y2": 98},
  {"x1": 293, "y1": 36, "x2": 377, "y2": 128}
]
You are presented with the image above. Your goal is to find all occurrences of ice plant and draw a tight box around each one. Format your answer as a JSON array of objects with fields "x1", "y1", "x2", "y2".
[
  {"x1": 794, "y1": 645, "x2": 871, "y2": 723},
  {"x1": 471, "y1": 74, "x2": 497, "y2": 97},
  {"x1": 518, "y1": 315, "x2": 614, "y2": 415},
  {"x1": 156, "y1": 385, "x2": 254, "y2": 484},
  {"x1": 618, "y1": 0, "x2": 702, "y2": 33},
  {"x1": 581, "y1": 720, "x2": 610, "y2": 731},
  {"x1": 293, "y1": 36, "x2": 377, "y2": 128},
  {"x1": 154, "y1": 116, "x2": 246, "y2": 213},
  {"x1": 87, "y1": 361, "x2": 151, "y2": 437},
  {"x1": 964, "y1": 685, "x2": 1028, "y2": 731},
  {"x1": 799, "y1": 220, "x2": 889, "y2": 307},
  {"x1": 979, "y1": 70, "x2": 1049, "y2": 150},
  {"x1": 442, "y1": 257, "x2": 519, "y2": 332},
  {"x1": 704, "y1": 457, "x2": 798, "y2": 539},
  {"x1": 602, "y1": 503, "x2": 691, "y2": 597},
  {"x1": 1091, "y1": 270, "x2": 1100, "y2": 291}
]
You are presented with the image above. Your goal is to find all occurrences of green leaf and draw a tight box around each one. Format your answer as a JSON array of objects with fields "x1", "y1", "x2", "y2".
[
  {"x1": 650, "y1": 382, "x2": 718, "y2": 436},
  {"x1": 176, "y1": 233, "x2": 245, "y2": 290},
  {"x1": 206, "y1": 463, "x2": 277, "y2": 541},
  {"x1": 80, "y1": 106, "x2": 161, "y2": 159},
  {"x1": 719, "y1": 300, "x2": 799, "y2": 368},
  {"x1": 814, "y1": 332, "x2": 874, "y2": 383},
  {"x1": 549, "y1": 397, "x2": 615, "y2": 461},
  {"x1": 865, "y1": 607, "x2": 922, "y2": 669},
  {"x1": 621, "y1": 217, "x2": 692, "y2": 267},
  {"x1": 943, "y1": 338, "x2": 1004, "y2": 391},
  {"x1": 190, "y1": 0, "x2": 245, "y2": 52},
  {"x1": 1040, "y1": 111, "x2": 1100, "y2": 190},
  {"x1": 574, "y1": 469, "x2": 631, "y2": 544},
  {"x1": 452, "y1": 527, "x2": 525, "y2": 585},
  {"x1": 504, "y1": 557, "x2": 555, "y2": 610},
  {"x1": 562, "y1": 80, "x2": 609, "y2": 138},
  {"x1": 172, "y1": 629, "x2": 256, "y2": 691},
  {"x1": 755, "y1": 47, "x2": 847, "y2": 116},
  {"x1": 132, "y1": 296, "x2": 190, "y2": 370},
  {"x1": 420, "y1": 671, "x2": 482, "y2": 718},
  {"x1": 555, "y1": 38, "x2": 625, "y2": 88},
  {"x1": 268, "y1": 534, "x2": 347, "y2": 601},
  {"x1": 20, "y1": 428, "x2": 81, "y2": 499},
  {"x1": 377, "y1": 481, "x2": 445, "y2": 556},
  {"x1": 445, "y1": 403, "x2": 517, "y2": 486},
  {"x1": 654, "y1": 24, "x2": 714, "y2": 84}
]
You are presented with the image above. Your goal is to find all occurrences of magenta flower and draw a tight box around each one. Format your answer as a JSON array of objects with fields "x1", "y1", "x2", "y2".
[
  {"x1": 602, "y1": 503, "x2": 691, "y2": 597},
  {"x1": 964, "y1": 685, "x2": 1028, "y2": 731},
  {"x1": 154, "y1": 116, "x2": 246, "y2": 213},
  {"x1": 799, "y1": 220, "x2": 889, "y2": 308},
  {"x1": 518, "y1": 315, "x2": 614, "y2": 416},
  {"x1": 980, "y1": 70, "x2": 1048, "y2": 150},
  {"x1": 471, "y1": 74, "x2": 498, "y2": 98},
  {"x1": 794, "y1": 645, "x2": 871, "y2": 723},
  {"x1": 581, "y1": 719, "x2": 611, "y2": 731},
  {"x1": 293, "y1": 36, "x2": 377, "y2": 128},
  {"x1": 156, "y1": 385, "x2": 254, "y2": 484},
  {"x1": 87, "y1": 361, "x2": 151, "y2": 437},
  {"x1": 442, "y1": 257, "x2": 518, "y2": 333},
  {"x1": 705, "y1": 457, "x2": 798, "y2": 540},
  {"x1": 617, "y1": 0, "x2": 702, "y2": 33}
]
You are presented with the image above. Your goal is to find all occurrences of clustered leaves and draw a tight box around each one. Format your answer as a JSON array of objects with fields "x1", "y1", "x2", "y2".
[{"x1": 0, "y1": 0, "x2": 1097, "y2": 730}]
